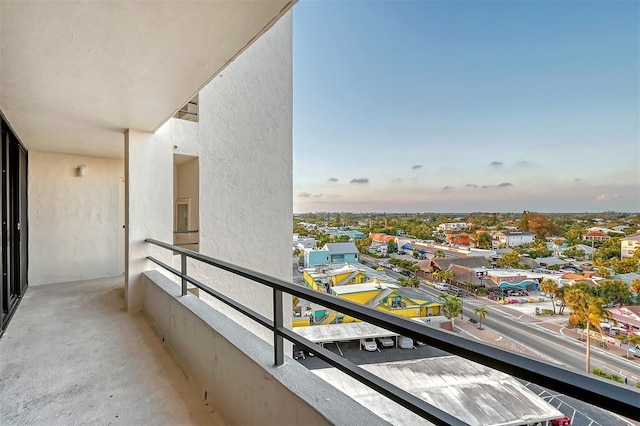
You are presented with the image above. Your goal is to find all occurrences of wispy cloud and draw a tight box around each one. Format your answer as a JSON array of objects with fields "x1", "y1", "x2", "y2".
[
  {"x1": 328, "y1": 177, "x2": 338, "y2": 182},
  {"x1": 482, "y1": 182, "x2": 513, "y2": 189},
  {"x1": 298, "y1": 192, "x2": 323, "y2": 198},
  {"x1": 391, "y1": 178, "x2": 403, "y2": 183},
  {"x1": 517, "y1": 160, "x2": 532, "y2": 166},
  {"x1": 490, "y1": 161, "x2": 503, "y2": 167},
  {"x1": 465, "y1": 184, "x2": 478, "y2": 188},
  {"x1": 412, "y1": 165, "x2": 423, "y2": 170},
  {"x1": 350, "y1": 178, "x2": 369, "y2": 184},
  {"x1": 596, "y1": 193, "x2": 618, "y2": 201},
  {"x1": 442, "y1": 186, "x2": 453, "y2": 191}
]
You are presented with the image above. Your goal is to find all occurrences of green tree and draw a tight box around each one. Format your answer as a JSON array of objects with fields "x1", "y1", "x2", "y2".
[
  {"x1": 593, "y1": 237, "x2": 622, "y2": 262},
  {"x1": 596, "y1": 279, "x2": 633, "y2": 306},
  {"x1": 631, "y1": 278, "x2": 640, "y2": 294},
  {"x1": 440, "y1": 270, "x2": 455, "y2": 284},
  {"x1": 386, "y1": 239, "x2": 396, "y2": 254},
  {"x1": 556, "y1": 286, "x2": 568, "y2": 314},
  {"x1": 355, "y1": 237, "x2": 372, "y2": 254},
  {"x1": 464, "y1": 281, "x2": 474, "y2": 293},
  {"x1": 616, "y1": 334, "x2": 640, "y2": 359},
  {"x1": 412, "y1": 248, "x2": 419, "y2": 259},
  {"x1": 477, "y1": 232, "x2": 492, "y2": 249},
  {"x1": 609, "y1": 257, "x2": 640, "y2": 274},
  {"x1": 540, "y1": 278, "x2": 559, "y2": 315},
  {"x1": 434, "y1": 250, "x2": 446, "y2": 258},
  {"x1": 562, "y1": 247, "x2": 586, "y2": 261},
  {"x1": 565, "y1": 228, "x2": 585, "y2": 245},
  {"x1": 439, "y1": 294, "x2": 462, "y2": 323},
  {"x1": 473, "y1": 306, "x2": 489, "y2": 329},
  {"x1": 496, "y1": 252, "x2": 521, "y2": 269},
  {"x1": 337, "y1": 234, "x2": 350, "y2": 242},
  {"x1": 564, "y1": 288, "x2": 610, "y2": 373}
]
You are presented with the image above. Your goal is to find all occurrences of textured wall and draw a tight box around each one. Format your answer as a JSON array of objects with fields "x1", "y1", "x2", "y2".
[
  {"x1": 142, "y1": 271, "x2": 385, "y2": 425},
  {"x1": 171, "y1": 11, "x2": 293, "y2": 336},
  {"x1": 125, "y1": 128, "x2": 173, "y2": 312},
  {"x1": 28, "y1": 152, "x2": 124, "y2": 285}
]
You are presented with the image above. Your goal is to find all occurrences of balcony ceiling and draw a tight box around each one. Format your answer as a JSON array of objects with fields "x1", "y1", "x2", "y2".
[{"x1": 0, "y1": 1, "x2": 293, "y2": 158}]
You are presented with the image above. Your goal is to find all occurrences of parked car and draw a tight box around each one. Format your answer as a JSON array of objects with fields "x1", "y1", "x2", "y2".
[
  {"x1": 392, "y1": 267, "x2": 402, "y2": 273},
  {"x1": 361, "y1": 338, "x2": 378, "y2": 352},
  {"x1": 377, "y1": 336, "x2": 395, "y2": 348},
  {"x1": 399, "y1": 336, "x2": 414, "y2": 349}
]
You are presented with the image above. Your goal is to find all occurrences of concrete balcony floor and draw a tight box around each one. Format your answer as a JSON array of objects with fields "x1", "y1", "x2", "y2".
[{"x1": 0, "y1": 276, "x2": 227, "y2": 425}]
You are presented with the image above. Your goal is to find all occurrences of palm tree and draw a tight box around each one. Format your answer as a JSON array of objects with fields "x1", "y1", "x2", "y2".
[
  {"x1": 540, "y1": 278, "x2": 559, "y2": 315},
  {"x1": 473, "y1": 307, "x2": 489, "y2": 329},
  {"x1": 555, "y1": 286, "x2": 568, "y2": 315},
  {"x1": 564, "y1": 288, "x2": 610, "y2": 373},
  {"x1": 464, "y1": 280, "x2": 473, "y2": 293},
  {"x1": 439, "y1": 294, "x2": 462, "y2": 326},
  {"x1": 616, "y1": 334, "x2": 640, "y2": 359},
  {"x1": 432, "y1": 270, "x2": 444, "y2": 283},
  {"x1": 441, "y1": 270, "x2": 455, "y2": 284}
]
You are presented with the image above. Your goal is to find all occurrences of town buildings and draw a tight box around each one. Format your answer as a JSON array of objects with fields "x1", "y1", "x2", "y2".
[{"x1": 621, "y1": 233, "x2": 640, "y2": 259}]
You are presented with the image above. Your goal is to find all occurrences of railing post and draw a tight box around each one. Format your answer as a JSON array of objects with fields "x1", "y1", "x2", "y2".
[
  {"x1": 273, "y1": 288, "x2": 284, "y2": 366},
  {"x1": 181, "y1": 253, "x2": 187, "y2": 296}
]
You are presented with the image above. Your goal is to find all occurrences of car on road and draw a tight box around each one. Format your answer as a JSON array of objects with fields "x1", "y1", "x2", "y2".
[
  {"x1": 433, "y1": 282, "x2": 449, "y2": 291},
  {"x1": 392, "y1": 267, "x2": 402, "y2": 273},
  {"x1": 361, "y1": 338, "x2": 378, "y2": 352},
  {"x1": 377, "y1": 336, "x2": 395, "y2": 348}
]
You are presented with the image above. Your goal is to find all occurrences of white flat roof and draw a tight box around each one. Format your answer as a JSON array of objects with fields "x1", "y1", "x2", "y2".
[
  {"x1": 294, "y1": 322, "x2": 398, "y2": 343},
  {"x1": 313, "y1": 357, "x2": 564, "y2": 426},
  {"x1": 331, "y1": 282, "x2": 398, "y2": 295}
]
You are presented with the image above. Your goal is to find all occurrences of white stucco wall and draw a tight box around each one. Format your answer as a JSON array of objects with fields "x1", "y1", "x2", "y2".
[
  {"x1": 28, "y1": 152, "x2": 124, "y2": 285},
  {"x1": 170, "y1": 10, "x2": 293, "y2": 336},
  {"x1": 125, "y1": 128, "x2": 174, "y2": 312}
]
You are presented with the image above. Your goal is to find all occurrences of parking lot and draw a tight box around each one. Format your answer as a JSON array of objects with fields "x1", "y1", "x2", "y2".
[{"x1": 296, "y1": 338, "x2": 451, "y2": 369}]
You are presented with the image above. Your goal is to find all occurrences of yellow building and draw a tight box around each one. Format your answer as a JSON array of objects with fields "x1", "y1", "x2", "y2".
[
  {"x1": 329, "y1": 281, "x2": 442, "y2": 320},
  {"x1": 302, "y1": 264, "x2": 370, "y2": 291}
]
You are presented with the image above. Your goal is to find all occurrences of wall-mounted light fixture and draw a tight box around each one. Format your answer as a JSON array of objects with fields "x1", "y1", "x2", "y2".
[{"x1": 77, "y1": 165, "x2": 88, "y2": 177}]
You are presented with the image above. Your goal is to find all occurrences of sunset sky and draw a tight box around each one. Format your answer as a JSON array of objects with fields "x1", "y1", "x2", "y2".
[{"x1": 292, "y1": 1, "x2": 639, "y2": 213}]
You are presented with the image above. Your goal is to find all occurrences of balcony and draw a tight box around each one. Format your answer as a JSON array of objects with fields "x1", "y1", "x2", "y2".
[
  {"x1": 0, "y1": 276, "x2": 229, "y2": 425},
  {"x1": 0, "y1": 273, "x2": 382, "y2": 425}
]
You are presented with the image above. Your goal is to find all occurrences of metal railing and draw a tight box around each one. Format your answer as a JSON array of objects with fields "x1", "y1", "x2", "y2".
[{"x1": 145, "y1": 238, "x2": 639, "y2": 424}]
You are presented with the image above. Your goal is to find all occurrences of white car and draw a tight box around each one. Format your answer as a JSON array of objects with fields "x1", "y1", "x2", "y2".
[
  {"x1": 392, "y1": 267, "x2": 402, "y2": 273},
  {"x1": 361, "y1": 338, "x2": 378, "y2": 352}
]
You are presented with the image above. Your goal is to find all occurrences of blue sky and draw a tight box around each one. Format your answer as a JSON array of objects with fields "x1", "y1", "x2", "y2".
[{"x1": 292, "y1": 0, "x2": 639, "y2": 213}]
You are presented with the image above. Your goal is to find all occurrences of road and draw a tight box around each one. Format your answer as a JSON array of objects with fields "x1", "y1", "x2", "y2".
[{"x1": 416, "y1": 283, "x2": 640, "y2": 384}]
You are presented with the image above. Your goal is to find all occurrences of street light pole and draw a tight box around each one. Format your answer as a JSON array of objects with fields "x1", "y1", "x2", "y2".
[{"x1": 460, "y1": 291, "x2": 464, "y2": 320}]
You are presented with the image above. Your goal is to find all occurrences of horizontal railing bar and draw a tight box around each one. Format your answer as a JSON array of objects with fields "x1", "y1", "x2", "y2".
[
  {"x1": 147, "y1": 255, "x2": 274, "y2": 331},
  {"x1": 173, "y1": 230, "x2": 199, "y2": 234},
  {"x1": 149, "y1": 251, "x2": 463, "y2": 424},
  {"x1": 177, "y1": 110, "x2": 198, "y2": 116},
  {"x1": 278, "y1": 327, "x2": 468, "y2": 426},
  {"x1": 147, "y1": 255, "x2": 181, "y2": 276},
  {"x1": 145, "y1": 238, "x2": 640, "y2": 420}
]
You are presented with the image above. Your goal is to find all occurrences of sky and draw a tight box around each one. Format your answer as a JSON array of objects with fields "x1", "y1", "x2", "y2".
[{"x1": 292, "y1": 0, "x2": 640, "y2": 214}]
